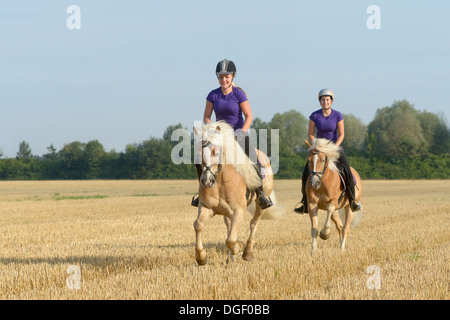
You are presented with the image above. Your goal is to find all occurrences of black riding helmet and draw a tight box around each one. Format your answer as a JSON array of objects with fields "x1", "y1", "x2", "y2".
[{"x1": 215, "y1": 59, "x2": 236, "y2": 77}]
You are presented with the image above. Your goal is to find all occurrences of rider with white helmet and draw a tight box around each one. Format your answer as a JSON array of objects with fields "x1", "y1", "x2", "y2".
[{"x1": 294, "y1": 89, "x2": 362, "y2": 214}]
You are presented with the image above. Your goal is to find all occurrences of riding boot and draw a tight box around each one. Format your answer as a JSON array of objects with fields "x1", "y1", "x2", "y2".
[
  {"x1": 348, "y1": 186, "x2": 362, "y2": 212},
  {"x1": 254, "y1": 164, "x2": 273, "y2": 209},
  {"x1": 191, "y1": 164, "x2": 202, "y2": 207},
  {"x1": 293, "y1": 189, "x2": 308, "y2": 214},
  {"x1": 294, "y1": 162, "x2": 309, "y2": 214},
  {"x1": 346, "y1": 170, "x2": 362, "y2": 212}
]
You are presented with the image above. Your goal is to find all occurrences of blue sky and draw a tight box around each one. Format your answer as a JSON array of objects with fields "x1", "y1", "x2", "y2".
[{"x1": 1, "y1": 0, "x2": 449, "y2": 157}]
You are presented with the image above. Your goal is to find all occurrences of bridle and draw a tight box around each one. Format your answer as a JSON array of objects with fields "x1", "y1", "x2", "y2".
[
  {"x1": 201, "y1": 141, "x2": 222, "y2": 187},
  {"x1": 309, "y1": 150, "x2": 328, "y2": 182}
]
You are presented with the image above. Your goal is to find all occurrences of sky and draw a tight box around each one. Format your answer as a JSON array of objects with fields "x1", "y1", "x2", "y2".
[{"x1": 1, "y1": 0, "x2": 449, "y2": 158}]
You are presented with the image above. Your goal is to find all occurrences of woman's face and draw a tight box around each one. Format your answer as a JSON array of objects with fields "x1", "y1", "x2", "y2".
[
  {"x1": 218, "y1": 74, "x2": 233, "y2": 89},
  {"x1": 320, "y1": 96, "x2": 333, "y2": 109}
]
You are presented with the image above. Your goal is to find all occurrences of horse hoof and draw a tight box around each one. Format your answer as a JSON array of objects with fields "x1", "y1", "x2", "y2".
[
  {"x1": 242, "y1": 250, "x2": 254, "y2": 261},
  {"x1": 319, "y1": 228, "x2": 331, "y2": 240},
  {"x1": 196, "y1": 256, "x2": 208, "y2": 266},
  {"x1": 195, "y1": 251, "x2": 208, "y2": 266},
  {"x1": 226, "y1": 240, "x2": 245, "y2": 255}
]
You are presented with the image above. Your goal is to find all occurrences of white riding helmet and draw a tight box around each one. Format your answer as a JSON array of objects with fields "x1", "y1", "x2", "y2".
[{"x1": 318, "y1": 88, "x2": 334, "y2": 101}]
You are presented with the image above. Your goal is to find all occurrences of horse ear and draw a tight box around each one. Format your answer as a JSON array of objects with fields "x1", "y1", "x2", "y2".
[
  {"x1": 305, "y1": 139, "x2": 311, "y2": 148},
  {"x1": 193, "y1": 126, "x2": 199, "y2": 135}
]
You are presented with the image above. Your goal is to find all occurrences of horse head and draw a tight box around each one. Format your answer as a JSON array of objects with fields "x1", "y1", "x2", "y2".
[
  {"x1": 306, "y1": 139, "x2": 340, "y2": 190},
  {"x1": 193, "y1": 124, "x2": 223, "y2": 188},
  {"x1": 308, "y1": 149, "x2": 328, "y2": 190}
]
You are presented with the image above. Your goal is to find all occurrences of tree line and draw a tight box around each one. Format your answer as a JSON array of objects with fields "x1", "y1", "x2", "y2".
[{"x1": 0, "y1": 99, "x2": 449, "y2": 180}]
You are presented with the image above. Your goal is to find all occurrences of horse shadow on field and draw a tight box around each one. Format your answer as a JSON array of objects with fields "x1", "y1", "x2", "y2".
[{"x1": 0, "y1": 242, "x2": 228, "y2": 270}]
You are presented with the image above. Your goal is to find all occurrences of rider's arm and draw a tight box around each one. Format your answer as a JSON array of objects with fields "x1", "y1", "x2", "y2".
[
  {"x1": 203, "y1": 101, "x2": 213, "y2": 124},
  {"x1": 308, "y1": 119, "x2": 316, "y2": 142},
  {"x1": 335, "y1": 119, "x2": 344, "y2": 146},
  {"x1": 239, "y1": 100, "x2": 253, "y2": 132}
]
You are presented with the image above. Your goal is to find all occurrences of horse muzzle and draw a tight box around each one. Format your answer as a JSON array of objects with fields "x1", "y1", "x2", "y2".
[
  {"x1": 201, "y1": 171, "x2": 216, "y2": 188},
  {"x1": 310, "y1": 174, "x2": 322, "y2": 190},
  {"x1": 200, "y1": 164, "x2": 221, "y2": 188}
]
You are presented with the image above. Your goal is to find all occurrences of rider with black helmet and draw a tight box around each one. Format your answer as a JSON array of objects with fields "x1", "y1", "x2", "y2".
[{"x1": 191, "y1": 59, "x2": 273, "y2": 209}]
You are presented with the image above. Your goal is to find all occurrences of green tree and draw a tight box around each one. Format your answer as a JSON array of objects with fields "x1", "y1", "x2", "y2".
[
  {"x1": 16, "y1": 141, "x2": 32, "y2": 160},
  {"x1": 268, "y1": 109, "x2": 308, "y2": 156},
  {"x1": 341, "y1": 114, "x2": 367, "y2": 154},
  {"x1": 43, "y1": 144, "x2": 58, "y2": 161},
  {"x1": 83, "y1": 140, "x2": 106, "y2": 179},
  {"x1": 58, "y1": 141, "x2": 86, "y2": 179},
  {"x1": 366, "y1": 100, "x2": 427, "y2": 159},
  {"x1": 417, "y1": 111, "x2": 450, "y2": 155},
  {"x1": 163, "y1": 123, "x2": 184, "y2": 142}
]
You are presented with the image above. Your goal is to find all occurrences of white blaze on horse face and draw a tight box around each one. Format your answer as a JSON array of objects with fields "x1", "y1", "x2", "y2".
[
  {"x1": 202, "y1": 144, "x2": 221, "y2": 166},
  {"x1": 311, "y1": 154, "x2": 321, "y2": 190},
  {"x1": 201, "y1": 144, "x2": 221, "y2": 188}
]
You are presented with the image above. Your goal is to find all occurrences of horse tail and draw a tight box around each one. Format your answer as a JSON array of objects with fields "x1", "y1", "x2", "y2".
[
  {"x1": 262, "y1": 190, "x2": 286, "y2": 220},
  {"x1": 338, "y1": 208, "x2": 363, "y2": 228},
  {"x1": 233, "y1": 164, "x2": 262, "y2": 191},
  {"x1": 246, "y1": 190, "x2": 285, "y2": 220}
]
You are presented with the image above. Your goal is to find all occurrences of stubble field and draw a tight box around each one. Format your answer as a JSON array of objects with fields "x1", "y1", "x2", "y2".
[{"x1": 0, "y1": 179, "x2": 448, "y2": 300}]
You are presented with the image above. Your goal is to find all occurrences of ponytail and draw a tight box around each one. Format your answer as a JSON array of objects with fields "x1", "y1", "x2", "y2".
[{"x1": 232, "y1": 82, "x2": 248, "y2": 98}]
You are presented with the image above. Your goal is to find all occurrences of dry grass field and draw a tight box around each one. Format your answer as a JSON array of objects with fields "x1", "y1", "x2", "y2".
[{"x1": 0, "y1": 179, "x2": 448, "y2": 300}]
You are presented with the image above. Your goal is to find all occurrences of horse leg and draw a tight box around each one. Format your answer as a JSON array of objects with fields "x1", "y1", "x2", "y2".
[
  {"x1": 331, "y1": 210, "x2": 343, "y2": 245},
  {"x1": 243, "y1": 206, "x2": 263, "y2": 261},
  {"x1": 193, "y1": 205, "x2": 214, "y2": 266},
  {"x1": 223, "y1": 216, "x2": 235, "y2": 263},
  {"x1": 320, "y1": 204, "x2": 336, "y2": 240},
  {"x1": 340, "y1": 206, "x2": 354, "y2": 251},
  {"x1": 225, "y1": 209, "x2": 245, "y2": 260},
  {"x1": 309, "y1": 205, "x2": 319, "y2": 252}
]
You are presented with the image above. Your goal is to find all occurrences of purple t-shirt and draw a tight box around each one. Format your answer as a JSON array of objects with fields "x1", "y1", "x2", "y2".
[
  {"x1": 309, "y1": 109, "x2": 344, "y2": 144},
  {"x1": 206, "y1": 86, "x2": 248, "y2": 130}
]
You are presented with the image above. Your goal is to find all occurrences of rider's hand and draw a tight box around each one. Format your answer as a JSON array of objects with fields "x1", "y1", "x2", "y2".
[{"x1": 234, "y1": 129, "x2": 247, "y2": 142}]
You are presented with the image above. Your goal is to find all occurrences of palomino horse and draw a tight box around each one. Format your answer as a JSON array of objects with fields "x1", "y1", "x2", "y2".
[
  {"x1": 305, "y1": 138, "x2": 363, "y2": 251},
  {"x1": 192, "y1": 121, "x2": 283, "y2": 265}
]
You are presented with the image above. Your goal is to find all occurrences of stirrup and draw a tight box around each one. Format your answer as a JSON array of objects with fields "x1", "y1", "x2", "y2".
[
  {"x1": 257, "y1": 193, "x2": 273, "y2": 209},
  {"x1": 351, "y1": 200, "x2": 362, "y2": 212},
  {"x1": 294, "y1": 201, "x2": 307, "y2": 214},
  {"x1": 191, "y1": 193, "x2": 199, "y2": 207}
]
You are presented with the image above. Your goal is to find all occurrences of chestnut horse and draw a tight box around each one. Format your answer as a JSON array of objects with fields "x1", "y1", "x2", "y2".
[
  {"x1": 192, "y1": 121, "x2": 284, "y2": 265},
  {"x1": 305, "y1": 138, "x2": 363, "y2": 251}
]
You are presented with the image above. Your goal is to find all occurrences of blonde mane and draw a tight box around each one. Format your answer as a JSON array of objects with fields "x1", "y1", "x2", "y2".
[
  {"x1": 201, "y1": 121, "x2": 261, "y2": 190},
  {"x1": 309, "y1": 138, "x2": 342, "y2": 172}
]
